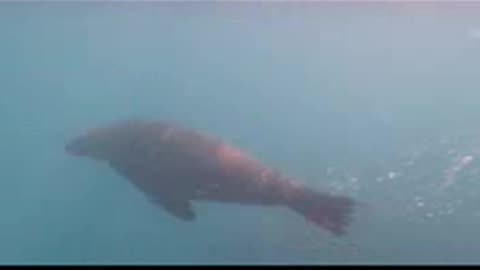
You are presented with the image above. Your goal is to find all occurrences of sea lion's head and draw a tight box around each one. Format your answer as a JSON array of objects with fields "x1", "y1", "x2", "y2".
[
  {"x1": 65, "y1": 121, "x2": 144, "y2": 161},
  {"x1": 65, "y1": 127, "x2": 118, "y2": 160}
]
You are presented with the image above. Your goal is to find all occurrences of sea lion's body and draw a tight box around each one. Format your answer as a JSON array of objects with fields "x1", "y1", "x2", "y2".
[{"x1": 66, "y1": 120, "x2": 355, "y2": 236}]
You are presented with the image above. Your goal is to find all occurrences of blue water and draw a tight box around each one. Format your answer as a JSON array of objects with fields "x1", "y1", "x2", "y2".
[{"x1": 1, "y1": 2, "x2": 480, "y2": 264}]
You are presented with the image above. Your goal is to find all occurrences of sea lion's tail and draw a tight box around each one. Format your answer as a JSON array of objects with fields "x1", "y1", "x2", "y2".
[{"x1": 288, "y1": 188, "x2": 356, "y2": 236}]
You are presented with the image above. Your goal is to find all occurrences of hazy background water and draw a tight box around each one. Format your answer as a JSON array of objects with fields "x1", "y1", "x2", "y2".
[{"x1": 1, "y1": 1, "x2": 480, "y2": 264}]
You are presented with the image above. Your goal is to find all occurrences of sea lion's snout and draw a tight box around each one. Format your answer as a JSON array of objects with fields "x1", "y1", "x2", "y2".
[
  {"x1": 65, "y1": 137, "x2": 89, "y2": 156},
  {"x1": 65, "y1": 127, "x2": 123, "y2": 160}
]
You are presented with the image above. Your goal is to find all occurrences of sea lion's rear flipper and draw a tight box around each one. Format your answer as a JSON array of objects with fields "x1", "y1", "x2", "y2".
[
  {"x1": 288, "y1": 188, "x2": 356, "y2": 236},
  {"x1": 154, "y1": 196, "x2": 196, "y2": 221}
]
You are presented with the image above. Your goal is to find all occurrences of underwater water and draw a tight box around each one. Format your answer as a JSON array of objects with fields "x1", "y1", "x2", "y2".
[{"x1": 1, "y1": 1, "x2": 480, "y2": 264}]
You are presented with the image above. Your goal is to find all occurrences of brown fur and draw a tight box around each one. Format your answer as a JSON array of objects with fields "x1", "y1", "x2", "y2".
[{"x1": 66, "y1": 120, "x2": 356, "y2": 236}]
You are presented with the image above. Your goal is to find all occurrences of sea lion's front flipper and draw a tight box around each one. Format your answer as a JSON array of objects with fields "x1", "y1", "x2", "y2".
[{"x1": 154, "y1": 195, "x2": 196, "y2": 221}]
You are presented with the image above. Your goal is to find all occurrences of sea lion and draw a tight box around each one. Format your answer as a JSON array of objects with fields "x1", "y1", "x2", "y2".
[{"x1": 65, "y1": 119, "x2": 356, "y2": 236}]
